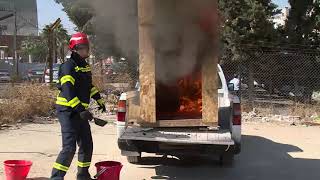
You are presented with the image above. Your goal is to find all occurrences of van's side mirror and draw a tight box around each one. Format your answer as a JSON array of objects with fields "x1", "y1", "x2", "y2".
[{"x1": 228, "y1": 83, "x2": 235, "y2": 91}]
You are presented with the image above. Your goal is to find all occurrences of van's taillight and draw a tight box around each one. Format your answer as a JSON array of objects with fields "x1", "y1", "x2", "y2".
[
  {"x1": 233, "y1": 103, "x2": 241, "y2": 125},
  {"x1": 117, "y1": 100, "x2": 126, "y2": 122},
  {"x1": 117, "y1": 112, "x2": 126, "y2": 122}
]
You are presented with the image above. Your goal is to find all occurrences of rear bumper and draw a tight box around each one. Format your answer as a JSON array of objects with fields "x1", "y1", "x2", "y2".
[
  {"x1": 120, "y1": 127, "x2": 234, "y2": 145},
  {"x1": 118, "y1": 138, "x2": 239, "y2": 156},
  {"x1": 118, "y1": 127, "x2": 240, "y2": 156}
]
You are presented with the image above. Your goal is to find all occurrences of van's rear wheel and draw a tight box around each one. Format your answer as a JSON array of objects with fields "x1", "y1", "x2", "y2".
[
  {"x1": 219, "y1": 154, "x2": 234, "y2": 166},
  {"x1": 127, "y1": 155, "x2": 141, "y2": 164}
]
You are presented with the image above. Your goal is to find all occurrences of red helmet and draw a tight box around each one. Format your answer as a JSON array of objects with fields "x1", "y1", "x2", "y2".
[{"x1": 69, "y1": 32, "x2": 89, "y2": 50}]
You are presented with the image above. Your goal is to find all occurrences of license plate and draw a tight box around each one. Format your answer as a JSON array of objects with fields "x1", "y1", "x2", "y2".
[{"x1": 36, "y1": 72, "x2": 43, "y2": 75}]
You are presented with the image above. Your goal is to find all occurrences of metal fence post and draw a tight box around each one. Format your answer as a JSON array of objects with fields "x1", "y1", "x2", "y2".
[{"x1": 268, "y1": 54, "x2": 273, "y2": 114}]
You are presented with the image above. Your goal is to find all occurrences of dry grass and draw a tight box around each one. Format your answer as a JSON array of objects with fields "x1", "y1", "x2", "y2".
[
  {"x1": 242, "y1": 101, "x2": 320, "y2": 118},
  {"x1": 290, "y1": 104, "x2": 320, "y2": 118},
  {"x1": 0, "y1": 84, "x2": 56, "y2": 125},
  {"x1": 92, "y1": 75, "x2": 105, "y2": 92}
]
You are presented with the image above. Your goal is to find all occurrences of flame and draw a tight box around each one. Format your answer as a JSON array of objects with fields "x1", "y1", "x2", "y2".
[{"x1": 177, "y1": 72, "x2": 202, "y2": 114}]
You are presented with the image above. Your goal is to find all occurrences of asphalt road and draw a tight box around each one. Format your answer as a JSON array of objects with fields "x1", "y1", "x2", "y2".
[{"x1": 0, "y1": 121, "x2": 319, "y2": 180}]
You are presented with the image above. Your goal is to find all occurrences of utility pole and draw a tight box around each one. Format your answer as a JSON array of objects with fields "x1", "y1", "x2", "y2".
[
  {"x1": 48, "y1": 30, "x2": 53, "y2": 83},
  {"x1": 48, "y1": 18, "x2": 61, "y2": 83},
  {"x1": 13, "y1": 0, "x2": 18, "y2": 77}
]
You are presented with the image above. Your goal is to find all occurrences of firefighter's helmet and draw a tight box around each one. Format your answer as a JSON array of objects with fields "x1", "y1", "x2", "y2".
[{"x1": 69, "y1": 32, "x2": 89, "y2": 50}]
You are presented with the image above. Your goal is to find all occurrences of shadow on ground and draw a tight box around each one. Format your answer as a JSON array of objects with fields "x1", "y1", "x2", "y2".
[{"x1": 139, "y1": 135, "x2": 320, "y2": 180}]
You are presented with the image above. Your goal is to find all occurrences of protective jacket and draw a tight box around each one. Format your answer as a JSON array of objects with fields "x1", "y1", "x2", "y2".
[{"x1": 56, "y1": 52, "x2": 104, "y2": 112}]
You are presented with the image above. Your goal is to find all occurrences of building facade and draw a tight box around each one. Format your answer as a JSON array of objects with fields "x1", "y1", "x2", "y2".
[{"x1": 0, "y1": 0, "x2": 38, "y2": 36}]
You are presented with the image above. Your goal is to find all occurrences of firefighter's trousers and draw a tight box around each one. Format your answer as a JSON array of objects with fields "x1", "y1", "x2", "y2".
[{"x1": 51, "y1": 110, "x2": 93, "y2": 180}]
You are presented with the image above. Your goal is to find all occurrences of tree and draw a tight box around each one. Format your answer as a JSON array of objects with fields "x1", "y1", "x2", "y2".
[
  {"x1": 218, "y1": 0, "x2": 280, "y2": 106},
  {"x1": 279, "y1": 1, "x2": 320, "y2": 102},
  {"x1": 219, "y1": 0, "x2": 280, "y2": 62},
  {"x1": 21, "y1": 23, "x2": 69, "y2": 63},
  {"x1": 54, "y1": 0, "x2": 94, "y2": 32},
  {"x1": 21, "y1": 37, "x2": 48, "y2": 62},
  {"x1": 42, "y1": 24, "x2": 69, "y2": 62},
  {"x1": 284, "y1": 0, "x2": 320, "y2": 47}
]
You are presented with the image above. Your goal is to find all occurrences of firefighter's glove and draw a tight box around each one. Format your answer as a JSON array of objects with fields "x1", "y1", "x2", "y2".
[
  {"x1": 97, "y1": 99, "x2": 106, "y2": 113},
  {"x1": 80, "y1": 110, "x2": 93, "y2": 121},
  {"x1": 98, "y1": 104, "x2": 107, "y2": 113}
]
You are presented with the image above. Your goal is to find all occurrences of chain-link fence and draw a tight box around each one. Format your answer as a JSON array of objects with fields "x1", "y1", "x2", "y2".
[
  {"x1": 91, "y1": 56, "x2": 138, "y2": 92},
  {"x1": 221, "y1": 47, "x2": 320, "y2": 117},
  {"x1": 91, "y1": 56, "x2": 139, "y2": 114},
  {"x1": 92, "y1": 47, "x2": 320, "y2": 118}
]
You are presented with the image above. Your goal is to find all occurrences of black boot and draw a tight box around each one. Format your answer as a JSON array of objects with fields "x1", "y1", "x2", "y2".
[
  {"x1": 77, "y1": 175, "x2": 94, "y2": 180},
  {"x1": 77, "y1": 167, "x2": 93, "y2": 180}
]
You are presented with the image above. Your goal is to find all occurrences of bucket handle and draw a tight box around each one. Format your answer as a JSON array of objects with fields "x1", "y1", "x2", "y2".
[{"x1": 94, "y1": 167, "x2": 108, "y2": 179}]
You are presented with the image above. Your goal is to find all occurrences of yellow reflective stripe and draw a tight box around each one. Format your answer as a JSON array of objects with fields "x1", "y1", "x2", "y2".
[
  {"x1": 75, "y1": 66, "x2": 91, "y2": 72},
  {"x1": 53, "y1": 163, "x2": 69, "y2": 172},
  {"x1": 57, "y1": 97, "x2": 67, "y2": 102},
  {"x1": 77, "y1": 161, "x2": 91, "y2": 168},
  {"x1": 56, "y1": 97, "x2": 80, "y2": 108},
  {"x1": 90, "y1": 87, "x2": 99, "y2": 97},
  {"x1": 56, "y1": 96, "x2": 69, "y2": 106},
  {"x1": 56, "y1": 101, "x2": 70, "y2": 107},
  {"x1": 97, "y1": 99, "x2": 105, "y2": 106},
  {"x1": 82, "y1": 103, "x2": 89, "y2": 109},
  {"x1": 69, "y1": 97, "x2": 81, "y2": 108},
  {"x1": 60, "y1": 75, "x2": 75, "y2": 85}
]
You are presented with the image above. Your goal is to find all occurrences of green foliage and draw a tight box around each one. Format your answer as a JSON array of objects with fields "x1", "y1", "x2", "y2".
[
  {"x1": 54, "y1": 0, "x2": 94, "y2": 32},
  {"x1": 43, "y1": 23, "x2": 69, "y2": 61},
  {"x1": 21, "y1": 37, "x2": 48, "y2": 62},
  {"x1": 42, "y1": 24, "x2": 69, "y2": 45},
  {"x1": 21, "y1": 24, "x2": 69, "y2": 63},
  {"x1": 219, "y1": 0, "x2": 280, "y2": 62},
  {"x1": 284, "y1": 0, "x2": 320, "y2": 47}
]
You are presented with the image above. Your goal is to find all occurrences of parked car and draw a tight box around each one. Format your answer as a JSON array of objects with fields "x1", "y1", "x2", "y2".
[
  {"x1": 28, "y1": 64, "x2": 46, "y2": 82},
  {"x1": 45, "y1": 64, "x2": 61, "y2": 83},
  {"x1": 0, "y1": 69, "x2": 11, "y2": 83}
]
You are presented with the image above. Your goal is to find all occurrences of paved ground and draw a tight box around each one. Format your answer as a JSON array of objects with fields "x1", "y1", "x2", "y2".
[{"x1": 0, "y1": 121, "x2": 320, "y2": 180}]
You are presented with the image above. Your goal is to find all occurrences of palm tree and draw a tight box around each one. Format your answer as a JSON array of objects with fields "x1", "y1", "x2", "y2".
[
  {"x1": 54, "y1": 24, "x2": 69, "y2": 62},
  {"x1": 42, "y1": 24, "x2": 69, "y2": 63}
]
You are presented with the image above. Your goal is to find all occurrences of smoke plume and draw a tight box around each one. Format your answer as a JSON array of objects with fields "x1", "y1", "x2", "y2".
[{"x1": 88, "y1": 0, "x2": 218, "y2": 84}]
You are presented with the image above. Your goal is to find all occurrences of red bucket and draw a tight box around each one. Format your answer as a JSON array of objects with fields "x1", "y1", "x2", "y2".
[
  {"x1": 95, "y1": 161, "x2": 123, "y2": 180},
  {"x1": 4, "y1": 160, "x2": 32, "y2": 180}
]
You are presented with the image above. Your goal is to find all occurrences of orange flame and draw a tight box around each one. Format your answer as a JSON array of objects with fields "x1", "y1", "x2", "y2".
[{"x1": 177, "y1": 72, "x2": 202, "y2": 114}]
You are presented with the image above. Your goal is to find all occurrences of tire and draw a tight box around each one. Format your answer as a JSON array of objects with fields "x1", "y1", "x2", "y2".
[
  {"x1": 219, "y1": 154, "x2": 234, "y2": 166},
  {"x1": 234, "y1": 143, "x2": 241, "y2": 154},
  {"x1": 126, "y1": 155, "x2": 141, "y2": 164},
  {"x1": 178, "y1": 156, "x2": 198, "y2": 164}
]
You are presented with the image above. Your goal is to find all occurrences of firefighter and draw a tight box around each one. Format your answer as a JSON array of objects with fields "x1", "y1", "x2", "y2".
[{"x1": 51, "y1": 32, "x2": 106, "y2": 180}]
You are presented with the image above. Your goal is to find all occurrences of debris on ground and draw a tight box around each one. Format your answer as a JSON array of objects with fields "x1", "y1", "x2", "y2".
[{"x1": 243, "y1": 110, "x2": 303, "y2": 125}]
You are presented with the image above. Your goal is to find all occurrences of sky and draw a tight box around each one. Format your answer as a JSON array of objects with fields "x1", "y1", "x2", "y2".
[
  {"x1": 37, "y1": 0, "x2": 76, "y2": 34},
  {"x1": 274, "y1": 0, "x2": 289, "y2": 8},
  {"x1": 37, "y1": 0, "x2": 290, "y2": 35}
]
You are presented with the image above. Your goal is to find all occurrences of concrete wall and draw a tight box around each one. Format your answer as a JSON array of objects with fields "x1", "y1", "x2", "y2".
[{"x1": 0, "y1": 0, "x2": 38, "y2": 36}]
